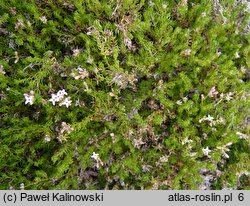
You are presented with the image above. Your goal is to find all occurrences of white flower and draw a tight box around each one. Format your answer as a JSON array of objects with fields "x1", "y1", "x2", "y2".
[
  {"x1": 181, "y1": 0, "x2": 188, "y2": 6},
  {"x1": 216, "y1": 49, "x2": 222, "y2": 56},
  {"x1": 0, "y1": 65, "x2": 6, "y2": 75},
  {"x1": 236, "y1": 132, "x2": 249, "y2": 140},
  {"x1": 71, "y1": 67, "x2": 89, "y2": 80},
  {"x1": 189, "y1": 152, "x2": 197, "y2": 157},
  {"x1": 44, "y1": 135, "x2": 51, "y2": 142},
  {"x1": 217, "y1": 143, "x2": 232, "y2": 159},
  {"x1": 91, "y1": 152, "x2": 104, "y2": 168},
  {"x1": 24, "y1": 90, "x2": 35, "y2": 105},
  {"x1": 59, "y1": 97, "x2": 72, "y2": 108},
  {"x1": 216, "y1": 117, "x2": 226, "y2": 124},
  {"x1": 57, "y1": 89, "x2": 68, "y2": 100},
  {"x1": 183, "y1": 49, "x2": 192, "y2": 56},
  {"x1": 91, "y1": 152, "x2": 99, "y2": 160},
  {"x1": 75, "y1": 99, "x2": 80, "y2": 106},
  {"x1": 176, "y1": 100, "x2": 182, "y2": 105},
  {"x1": 49, "y1": 93, "x2": 59, "y2": 105},
  {"x1": 159, "y1": 155, "x2": 169, "y2": 163},
  {"x1": 86, "y1": 31, "x2": 92, "y2": 35},
  {"x1": 201, "y1": 12, "x2": 206, "y2": 17},
  {"x1": 49, "y1": 90, "x2": 70, "y2": 106},
  {"x1": 235, "y1": 52, "x2": 240, "y2": 59},
  {"x1": 27, "y1": 21, "x2": 32, "y2": 27},
  {"x1": 199, "y1": 114, "x2": 214, "y2": 123},
  {"x1": 20, "y1": 183, "x2": 25, "y2": 190},
  {"x1": 149, "y1": 1, "x2": 155, "y2": 6},
  {"x1": 205, "y1": 114, "x2": 214, "y2": 122},
  {"x1": 182, "y1": 97, "x2": 188, "y2": 102},
  {"x1": 225, "y1": 92, "x2": 233, "y2": 101},
  {"x1": 87, "y1": 56, "x2": 93, "y2": 64},
  {"x1": 162, "y1": 4, "x2": 167, "y2": 9},
  {"x1": 40, "y1": 16, "x2": 47, "y2": 24},
  {"x1": 181, "y1": 137, "x2": 193, "y2": 145},
  {"x1": 202, "y1": 147, "x2": 211, "y2": 157}
]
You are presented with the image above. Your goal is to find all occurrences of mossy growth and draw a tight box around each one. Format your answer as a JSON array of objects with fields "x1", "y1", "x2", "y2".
[{"x1": 0, "y1": 0, "x2": 249, "y2": 189}]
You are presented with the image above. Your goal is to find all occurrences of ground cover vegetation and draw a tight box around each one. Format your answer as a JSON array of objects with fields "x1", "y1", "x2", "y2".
[{"x1": 0, "y1": 0, "x2": 249, "y2": 189}]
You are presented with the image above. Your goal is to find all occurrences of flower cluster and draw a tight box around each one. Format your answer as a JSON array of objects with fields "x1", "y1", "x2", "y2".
[
  {"x1": 91, "y1": 152, "x2": 103, "y2": 168},
  {"x1": 199, "y1": 115, "x2": 225, "y2": 126},
  {"x1": 220, "y1": 92, "x2": 234, "y2": 101},
  {"x1": 24, "y1": 90, "x2": 35, "y2": 105},
  {"x1": 49, "y1": 89, "x2": 72, "y2": 108},
  {"x1": 71, "y1": 67, "x2": 89, "y2": 80}
]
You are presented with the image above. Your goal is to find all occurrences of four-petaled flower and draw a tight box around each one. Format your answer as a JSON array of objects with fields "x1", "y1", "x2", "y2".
[
  {"x1": 202, "y1": 147, "x2": 211, "y2": 157},
  {"x1": 59, "y1": 97, "x2": 72, "y2": 108},
  {"x1": 49, "y1": 93, "x2": 59, "y2": 105},
  {"x1": 49, "y1": 89, "x2": 71, "y2": 108},
  {"x1": 24, "y1": 90, "x2": 35, "y2": 105}
]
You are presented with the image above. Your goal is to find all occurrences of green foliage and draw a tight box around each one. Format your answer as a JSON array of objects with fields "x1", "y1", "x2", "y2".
[{"x1": 0, "y1": 0, "x2": 249, "y2": 189}]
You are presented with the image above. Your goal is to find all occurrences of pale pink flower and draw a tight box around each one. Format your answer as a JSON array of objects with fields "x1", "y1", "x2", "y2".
[
  {"x1": 202, "y1": 147, "x2": 211, "y2": 157},
  {"x1": 208, "y1": 86, "x2": 218, "y2": 97},
  {"x1": 72, "y1": 48, "x2": 81, "y2": 56},
  {"x1": 60, "y1": 122, "x2": 74, "y2": 134},
  {"x1": 57, "y1": 89, "x2": 67, "y2": 101},
  {"x1": 183, "y1": 49, "x2": 192, "y2": 56}
]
